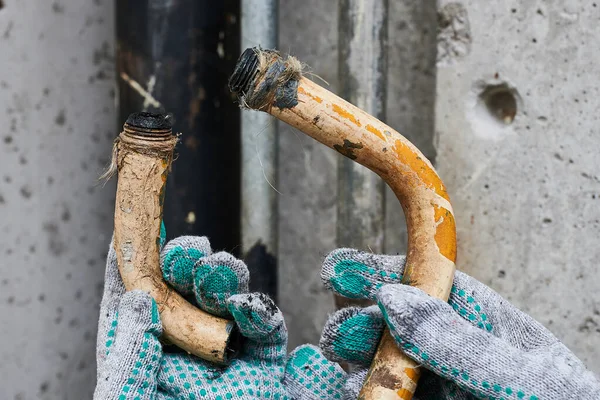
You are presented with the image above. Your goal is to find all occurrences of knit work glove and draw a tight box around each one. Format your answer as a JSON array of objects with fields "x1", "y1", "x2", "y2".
[
  {"x1": 319, "y1": 249, "x2": 600, "y2": 400},
  {"x1": 94, "y1": 225, "x2": 346, "y2": 399}
]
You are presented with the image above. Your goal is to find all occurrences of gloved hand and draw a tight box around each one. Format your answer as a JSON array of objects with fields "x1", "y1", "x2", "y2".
[
  {"x1": 319, "y1": 248, "x2": 600, "y2": 400},
  {"x1": 94, "y1": 226, "x2": 347, "y2": 399}
]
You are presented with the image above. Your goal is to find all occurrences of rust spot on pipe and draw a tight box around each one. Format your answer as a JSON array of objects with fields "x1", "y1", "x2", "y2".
[
  {"x1": 332, "y1": 104, "x2": 361, "y2": 127},
  {"x1": 298, "y1": 86, "x2": 323, "y2": 103},
  {"x1": 366, "y1": 124, "x2": 386, "y2": 141},
  {"x1": 334, "y1": 139, "x2": 363, "y2": 160},
  {"x1": 392, "y1": 139, "x2": 450, "y2": 202},
  {"x1": 370, "y1": 366, "x2": 402, "y2": 390},
  {"x1": 433, "y1": 205, "x2": 457, "y2": 262}
]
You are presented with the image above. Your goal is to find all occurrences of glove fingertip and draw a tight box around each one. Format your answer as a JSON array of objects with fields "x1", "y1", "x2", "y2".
[
  {"x1": 227, "y1": 293, "x2": 283, "y2": 337},
  {"x1": 321, "y1": 248, "x2": 377, "y2": 301},
  {"x1": 227, "y1": 293, "x2": 288, "y2": 365},
  {"x1": 321, "y1": 248, "x2": 361, "y2": 287},
  {"x1": 161, "y1": 236, "x2": 212, "y2": 262},
  {"x1": 201, "y1": 252, "x2": 250, "y2": 286},
  {"x1": 160, "y1": 236, "x2": 212, "y2": 295},
  {"x1": 320, "y1": 306, "x2": 383, "y2": 366},
  {"x1": 321, "y1": 249, "x2": 405, "y2": 302},
  {"x1": 320, "y1": 307, "x2": 359, "y2": 360},
  {"x1": 194, "y1": 252, "x2": 250, "y2": 317}
]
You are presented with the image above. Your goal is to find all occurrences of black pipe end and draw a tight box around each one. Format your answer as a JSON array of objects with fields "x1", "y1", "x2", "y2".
[
  {"x1": 229, "y1": 47, "x2": 260, "y2": 95},
  {"x1": 125, "y1": 112, "x2": 172, "y2": 131}
]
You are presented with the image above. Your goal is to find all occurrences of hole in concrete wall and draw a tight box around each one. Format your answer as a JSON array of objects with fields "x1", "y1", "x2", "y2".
[
  {"x1": 0, "y1": 1, "x2": 4, "y2": 9},
  {"x1": 478, "y1": 84, "x2": 518, "y2": 125},
  {"x1": 468, "y1": 80, "x2": 522, "y2": 140}
]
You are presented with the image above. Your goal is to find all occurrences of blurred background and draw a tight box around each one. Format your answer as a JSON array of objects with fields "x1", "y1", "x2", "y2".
[{"x1": 1, "y1": 0, "x2": 599, "y2": 398}]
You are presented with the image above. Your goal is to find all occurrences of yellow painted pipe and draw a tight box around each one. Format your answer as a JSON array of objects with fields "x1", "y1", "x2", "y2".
[
  {"x1": 109, "y1": 113, "x2": 238, "y2": 365},
  {"x1": 230, "y1": 48, "x2": 457, "y2": 399}
]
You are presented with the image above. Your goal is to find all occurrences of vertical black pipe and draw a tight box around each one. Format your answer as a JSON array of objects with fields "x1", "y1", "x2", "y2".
[{"x1": 116, "y1": 0, "x2": 241, "y2": 253}]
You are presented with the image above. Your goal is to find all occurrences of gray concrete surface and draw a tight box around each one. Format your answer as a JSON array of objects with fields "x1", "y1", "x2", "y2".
[
  {"x1": 435, "y1": 0, "x2": 600, "y2": 372},
  {"x1": 0, "y1": 1, "x2": 116, "y2": 398}
]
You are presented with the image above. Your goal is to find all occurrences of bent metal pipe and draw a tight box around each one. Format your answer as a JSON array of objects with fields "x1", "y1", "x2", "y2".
[
  {"x1": 229, "y1": 48, "x2": 458, "y2": 400},
  {"x1": 110, "y1": 112, "x2": 239, "y2": 365}
]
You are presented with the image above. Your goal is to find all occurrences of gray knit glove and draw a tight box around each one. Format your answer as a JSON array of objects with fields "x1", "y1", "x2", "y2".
[
  {"x1": 319, "y1": 249, "x2": 600, "y2": 400},
  {"x1": 95, "y1": 225, "x2": 346, "y2": 399}
]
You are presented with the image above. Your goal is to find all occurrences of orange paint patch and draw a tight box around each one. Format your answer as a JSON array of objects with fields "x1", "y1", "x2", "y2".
[
  {"x1": 433, "y1": 205, "x2": 457, "y2": 262},
  {"x1": 297, "y1": 86, "x2": 323, "y2": 103},
  {"x1": 366, "y1": 124, "x2": 386, "y2": 141},
  {"x1": 332, "y1": 104, "x2": 361, "y2": 127},
  {"x1": 404, "y1": 367, "x2": 419, "y2": 382},
  {"x1": 391, "y1": 139, "x2": 450, "y2": 201},
  {"x1": 396, "y1": 388, "x2": 414, "y2": 400}
]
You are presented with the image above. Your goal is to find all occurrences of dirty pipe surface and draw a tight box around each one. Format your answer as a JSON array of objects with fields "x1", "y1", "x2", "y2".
[
  {"x1": 112, "y1": 112, "x2": 238, "y2": 365},
  {"x1": 336, "y1": 0, "x2": 389, "y2": 310},
  {"x1": 229, "y1": 49, "x2": 457, "y2": 399}
]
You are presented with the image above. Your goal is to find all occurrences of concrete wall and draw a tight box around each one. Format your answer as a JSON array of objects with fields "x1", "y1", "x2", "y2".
[
  {"x1": 435, "y1": 0, "x2": 600, "y2": 372},
  {"x1": 0, "y1": 1, "x2": 116, "y2": 399},
  {"x1": 1, "y1": 1, "x2": 599, "y2": 398}
]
